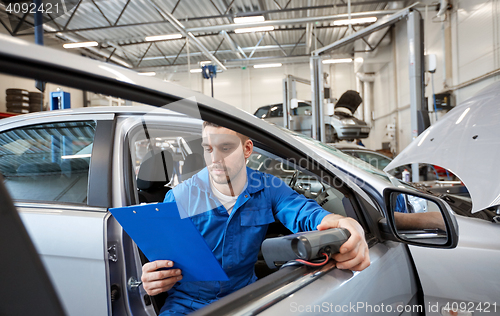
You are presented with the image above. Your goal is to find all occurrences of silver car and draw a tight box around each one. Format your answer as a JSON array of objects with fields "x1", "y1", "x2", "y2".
[
  {"x1": 0, "y1": 34, "x2": 497, "y2": 316},
  {"x1": 254, "y1": 101, "x2": 370, "y2": 142}
]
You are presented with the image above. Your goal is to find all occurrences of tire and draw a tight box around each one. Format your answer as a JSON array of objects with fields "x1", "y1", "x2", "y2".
[
  {"x1": 6, "y1": 95, "x2": 30, "y2": 102},
  {"x1": 6, "y1": 88, "x2": 29, "y2": 96},
  {"x1": 6, "y1": 101, "x2": 29, "y2": 108},
  {"x1": 325, "y1": 125, "x2": 339, "y2": 143}
]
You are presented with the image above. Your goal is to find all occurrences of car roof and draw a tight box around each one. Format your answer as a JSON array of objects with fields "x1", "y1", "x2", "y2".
[{"x1": 0, "y1": 105, "x2": 184, "y2": 125}]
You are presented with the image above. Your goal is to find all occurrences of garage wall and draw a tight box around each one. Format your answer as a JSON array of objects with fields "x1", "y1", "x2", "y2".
[
  {"x1": 366, "y1": 0, "x2": 500, "y2": 154},
  {"x1": 0, "y1": 74, "x2": 84, "y2": 112},
  {"x1": 161, "y1": 62, "x2": 356, "y2": 115}
]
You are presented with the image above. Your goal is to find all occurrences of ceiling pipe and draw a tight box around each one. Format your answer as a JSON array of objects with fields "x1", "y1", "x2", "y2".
[
  {"x1": 149, "y1": 0, "x2": 227, "y2": 71},
  {"x1": 186, "y1": 10, "x2": 399, "y2": 33},
  {"x1": 363, "y1": 2, "x2": 404, "y2": 57}
]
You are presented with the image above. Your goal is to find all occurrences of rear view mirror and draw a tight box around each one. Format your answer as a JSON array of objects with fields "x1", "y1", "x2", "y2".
[{"x1": 382, "y1": 188, "x2": 459, "y2": 248}]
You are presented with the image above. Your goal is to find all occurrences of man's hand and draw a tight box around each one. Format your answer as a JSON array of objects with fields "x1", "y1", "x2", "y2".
[
  {"x1": 141, "y1": 260, "x2": 183, "y2": 296},
  {"x1": 317, "y1": 214, "x2": 370, "y2": 271}
]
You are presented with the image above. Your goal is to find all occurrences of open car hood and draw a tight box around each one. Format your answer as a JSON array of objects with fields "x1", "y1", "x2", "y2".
[
  {"x1": 385, "y1": 81, "x2": 500, "y2": 213},
  {"x1": 335, "y1": 90, "x2": 362, "y2": 114}
]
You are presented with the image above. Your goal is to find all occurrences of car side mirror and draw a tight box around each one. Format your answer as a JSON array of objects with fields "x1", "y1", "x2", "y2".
[{"x1": 379, "y1": 188, "x2": 459, "y2": 248}]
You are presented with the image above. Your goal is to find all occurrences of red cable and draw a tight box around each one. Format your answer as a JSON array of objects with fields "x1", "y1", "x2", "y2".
[{"x1": 294, "y1": 253, "x2": 329, "y2": 266}]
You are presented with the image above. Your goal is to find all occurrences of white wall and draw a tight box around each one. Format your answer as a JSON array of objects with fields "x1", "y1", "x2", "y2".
[
  {"x1": 161, "y1": 62, "x2": 356, "y2": 115},
  {"x1": 366, "y1": 0, "x2": 500, "y2": 154},
  {"x1": 0, "y1": 74, "x2": 84, "y2": 112}
]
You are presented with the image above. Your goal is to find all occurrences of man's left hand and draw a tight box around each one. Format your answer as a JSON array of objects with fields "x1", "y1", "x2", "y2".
[{"x1": 317, "y1": 214, "x2": 370, "y2": 271}]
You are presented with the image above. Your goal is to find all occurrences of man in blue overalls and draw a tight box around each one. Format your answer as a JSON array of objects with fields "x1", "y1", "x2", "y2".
[{"x1": 142, "y1": 122, "x2": 371, "y2": 315}]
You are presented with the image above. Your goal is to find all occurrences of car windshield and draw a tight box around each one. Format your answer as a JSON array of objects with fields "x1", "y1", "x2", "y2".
[{"x1": 276, "y1": 126, "x2": 390, "y2": 180}]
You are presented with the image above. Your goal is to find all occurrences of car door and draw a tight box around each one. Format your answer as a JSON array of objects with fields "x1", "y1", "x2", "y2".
[
  {"x1": 111, "y1": 108, "x2": 422, "y2": 315},
  {"x1": 0, "y1": 113, "x2": 115, "y2": 316}
]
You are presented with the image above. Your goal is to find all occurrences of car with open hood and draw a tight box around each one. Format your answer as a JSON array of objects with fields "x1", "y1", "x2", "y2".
[{"x1": 253, "y1": 90, "x2": 370, "y2": 143}]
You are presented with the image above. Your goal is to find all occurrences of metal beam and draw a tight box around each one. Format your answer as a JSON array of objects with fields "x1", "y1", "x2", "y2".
[
  {"x1": 171, "y1": 0, "x2": 182, "y2": 14},
  {"x1": 149, "y1": 0, "x2": 227, "y2": 70},
  {"x1": 63, "y1": 0, "x2": 82, "y2": 30},
  {"x1": 290, "y1": 31, "x2": 306, "y2": 55},
  {"x1": 0, "y1": 17, "x2": 13, "y2": 36},
  {"x1": 171, "y1": 41, "x2": 187, "y2": 65},
  {"x1": 268, "y1": 32, "x2": 287, "y2": 56},
  {"x1": 248, "y1": 33, "x2": 266, "y2": 59},
  {"x1": 12, "y1": 12, "x2": 28, "y2": 35},
  {"x1": 219, "y1": 30, "x2": 244, "y2": 59},
  {"x1": 114, "y1": 0, "x2": 131, "y2": 26},
  {"x1": 153, "y1": 42, "x2": 172, "y2": 65},
  {"x1": 140, "y1": 44, "x2": 306, "y2": 61},
  {"x1": 312, "y1": 3, "x2": 418, "y2": 55},
  {"x1": 16, "y1": 10, "x2": 391, "y2": 36},
  {"x1": 186, "y1": 10, "x2": 398, "y2": 33},
  {"x1": 136, "y1": 42, "x2": 153, "y2": 67},
  {"x1": 90, "y1": 0, "x2": 112, "y2": 26}
]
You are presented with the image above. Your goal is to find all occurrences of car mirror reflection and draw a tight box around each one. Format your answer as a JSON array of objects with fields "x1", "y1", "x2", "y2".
[{"x1": 390, "y1": 192, "x2": 448, "y2": 245}]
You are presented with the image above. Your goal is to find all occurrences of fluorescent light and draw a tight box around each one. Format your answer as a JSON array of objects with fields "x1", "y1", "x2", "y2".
[
  {"x1": 63, "y1": 41, "x2": 99, "y2": 49},
  {"x1": 253, "y1": 63, "x2": 282, "y2": 69},
  {"x1": 354, "y1": 57, "x2": 364, "y2": 63},
  {"x1": 322, "y1": 58, "x2": 353, "y2": 64},
  {"x1": 199, "y1": 60, "x2": 212, "y2": 65},
  {"x1": 333, "y1": 17, "x2": 377, "y2": 26},
  {"x1": 190, "y1": 68, "x2": 202, "y2": 73},
  {"x1": 61, "y1": 154, "x2": 92, "y2": 159},
  {"x1": 234, "y1": 26, "x2": 274, "y2": 33},
  {"x1": 234, "y1": 15, "x2": 265, "y2": 24},
  {"x1": 145, "y1": 34, "x2": 182, "y2": 42},
  {"x1": 138, "y1": 72, "x2": 156, "y2": 76}
]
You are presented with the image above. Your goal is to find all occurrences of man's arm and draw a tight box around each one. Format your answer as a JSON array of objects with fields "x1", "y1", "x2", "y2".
[{"x1": 269, "y1": 175, "x2": 370, "y2": 271}]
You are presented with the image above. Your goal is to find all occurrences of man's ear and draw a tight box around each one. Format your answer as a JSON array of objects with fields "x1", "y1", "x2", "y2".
[{"x1": 243, "y1": 139, "x2": 253, "y2": 159}]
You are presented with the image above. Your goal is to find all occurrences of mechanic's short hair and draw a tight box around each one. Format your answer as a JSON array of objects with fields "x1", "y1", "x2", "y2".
[{"x1": 202, "y1": 121, "x2": 250, "y2": 144}]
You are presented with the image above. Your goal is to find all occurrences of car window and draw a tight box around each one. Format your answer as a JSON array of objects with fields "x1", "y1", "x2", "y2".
[
  {"x1": 268, "y1": 104, "x2": 283, "y2": 117},
  {"x1": 0, "y1": 121, "x2": 96, "y2": 204},
  {"x1": 292, "y1": 103, "x2": 312, "y2": 116},
  {"x1": 247, "y1": 148, "x2": 350, "y2": 218},
  {"x1": 254, "y1": 106, "x2": 270, "y2": 119},
  {"x1": 354, "y1": 151, "x2": 392, "y2": 171}
]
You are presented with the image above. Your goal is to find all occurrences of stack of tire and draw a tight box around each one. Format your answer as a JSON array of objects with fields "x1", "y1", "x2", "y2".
[
  {"x1": 5, "y1": 89, "x2": 45, "y2": 114},
  {"x1": 5, "y1": 89, "x2": 30, "y2": 114},
  {"x1": 28, "y1": 91, "x2": 44, "y2": 113}
]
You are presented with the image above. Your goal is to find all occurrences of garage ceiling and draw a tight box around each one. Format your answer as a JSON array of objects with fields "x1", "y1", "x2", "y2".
[{"x1": 0, "y1": 0, "x2": 407, "y2": 71}]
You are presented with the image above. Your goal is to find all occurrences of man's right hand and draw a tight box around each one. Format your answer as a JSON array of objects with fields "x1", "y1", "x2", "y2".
[{"x1": 141, "y1": 260, "x2": 183, "y2": 296}]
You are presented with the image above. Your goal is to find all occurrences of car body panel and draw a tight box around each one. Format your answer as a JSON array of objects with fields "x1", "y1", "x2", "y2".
[
  {"x1": 260, "y1": 242, "x2": 418, "y2": 316},
  {"x1": 409, "y1": 215, "x2": 500, "y2": 315},
  {"x1": 18, "y1": 204, "x2": 110, "y2": 316}
]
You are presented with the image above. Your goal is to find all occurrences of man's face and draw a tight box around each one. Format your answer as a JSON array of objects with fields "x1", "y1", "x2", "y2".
[{"x1": 201, "y1": 126, "x2": 249, "y2": 185}]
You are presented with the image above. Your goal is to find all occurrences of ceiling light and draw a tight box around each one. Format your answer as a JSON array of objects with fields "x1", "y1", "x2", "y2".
[
  {"x1": 190, "y1": 68, "x2": 202, "y2": 73},
  {"x1": 199, "y1": 60, "x2": 212, "y2": 65},
  {"x1": 234, "y1": 15, "x2": 265, "y2": 24},
  {"x1": 354, "y1": 57, "x2": 364, "y2": 63},
  {"x1": 138, "y1": 72, "x2": 156, "y2": 76},
  {"x1": 253, "y1": 63, "x2": 282, "y2": 69},
  {"x1": 234, "y1": 26, "x2": 274, "y2": 33},
  {"x1": 63, "y1": 41, "x2": 99, "y2": 49},
  {"x1": 322, "y1": 58, "x2": 353, "y2": 64},
  {"x1": 333, "y1": 17, "x2": 377, "y2": 26},
  {"x1": 145, "y1": 34, "x2": 182, "y2": 42}
]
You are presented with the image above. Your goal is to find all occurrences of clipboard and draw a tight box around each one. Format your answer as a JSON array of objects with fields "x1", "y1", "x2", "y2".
[{"x1": 110, "y1": 202, "x2": 228, "y2": 282}]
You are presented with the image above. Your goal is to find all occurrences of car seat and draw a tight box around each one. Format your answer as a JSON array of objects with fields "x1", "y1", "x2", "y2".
[
  {"x1": 137, "y1": 151, "x2": 174, "y2": 203},
  {"x1": 180, "y1": 153, "x2": 204, "y2": 181}
]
